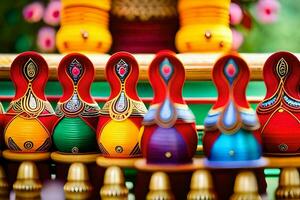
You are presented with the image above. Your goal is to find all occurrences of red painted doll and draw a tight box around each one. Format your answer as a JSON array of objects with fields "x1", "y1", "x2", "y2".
[
  {"x1": 53, "y1": 53, "x2": 100, "y2": 153},
  {"x1": 4, "y1": 52, "x2": 56, "y2": 152},
  {"x1": 141, "y1": 51, "x2": 198, "y2": 164},
  {"x1": 0, "y1": 102, "x2": 4, "y2": 149},
  {"x1": 257, "y1": 52, "x2": 300, "y2": 155},
  {"x1": 97, "y1": 52, "x2": 147, "y2": 158},
  {"x1": 202, "y1": 54, "x2": 266, "y2": 199}
]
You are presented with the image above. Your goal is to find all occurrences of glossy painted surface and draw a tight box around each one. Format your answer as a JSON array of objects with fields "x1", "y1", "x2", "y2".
[
  {"x1": 4, "y1": 52, "x2": 55, "y2": 152},
  {"x1": 53, "y1": 53, "x2": 100, "y2": 153},
  {"x1": 141, "y1": 51, "x2": 198, "y2": 164},
  {"x1": 202, "y1": 54, "x2": 262, "y2": 163},
  {"x1": 256, "y1": 52, "x2": 300, "y2": 155},
  {"x1": 0, "y1": 80, "x2": 266, "y2": 146},
  {"x1": 210, "y1": 129, "x2": 261, "y2": 161},
  {"x1": 53, "y1": 117, "x2": 98, "y2": 153},
  {"x1": 97, "y1": 52, "x2": 147, "y2": 158}
]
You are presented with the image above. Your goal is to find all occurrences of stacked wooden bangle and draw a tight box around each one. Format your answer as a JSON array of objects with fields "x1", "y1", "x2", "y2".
[
  {"x1": 110, "y1": 0, "x2": 178, "y2": 53},
  {"x1": 176, "y1": 0, "x2": 232, "y2": 52},
  {"x1": 56, "y1": 0, "x2": 112, "y2": 53}
]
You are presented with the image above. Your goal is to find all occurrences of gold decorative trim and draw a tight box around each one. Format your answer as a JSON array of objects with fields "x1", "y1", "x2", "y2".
[
  {"x1": 3, "y1": 150, "x2": 50, "y2": 161},
  {"x1": 111, "y1": 0, "x2": 177, "y2": 21},
  {"x1": 51, "y1": 151, "x2": 100, "y2": 163},
  {"x1": 101, "y1": 96, "x2": 147, "y2": 120},
  {"x1": 96, "y1": 156, "x2": 140, "y2": 168}
]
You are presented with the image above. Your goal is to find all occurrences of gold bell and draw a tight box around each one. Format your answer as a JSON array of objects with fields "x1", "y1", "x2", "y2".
[
  {"x1": 276, "y1": 168, "x2": 300, "y2": 199},
  {"x1": 187, "y1": 170, "x2": 217, "y2": 200},
  {"x1": 146, "y1": 172, "x2": 174, "y2": 200},
  {"x1": 230, "y1": 171, "x2": 262, "y2": 200},
  {"x1": 0, "y1": 165, "x2": 9, "y2": 199},
  {"x1": 13, "y1": 161, "x2": 42, "y2": 200},
  {"x1": 64, "y1": 163, "x2": 93, "y2": 200},
  {"x1": 100, "y1": 166, "x2": 128, "y2": 200}
]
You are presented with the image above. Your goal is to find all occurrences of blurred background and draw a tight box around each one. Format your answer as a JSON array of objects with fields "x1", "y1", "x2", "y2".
[{"x1": 0, "y1": 0, "x2": 299, "y2": 53}]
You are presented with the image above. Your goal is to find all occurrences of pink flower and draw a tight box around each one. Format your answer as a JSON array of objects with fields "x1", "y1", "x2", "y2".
[
  {"x1": 231, "y1": 28, "x2": 244, "y2": 50},
  {"x1": 256, "y1": 0, "x2": 280, "y2": 24},
  {"x1": 43, "y1": 0, "x2": 61, "y2": 26},
  {"x1": 230, "y1": 3, "x2": 243, "y2": 25},
  {"x1": 37, "y1": 27, "x2": 56, "y2": 52},
  {"x1": 23, "y1": 2, "x2": 44, "y2": 23}
]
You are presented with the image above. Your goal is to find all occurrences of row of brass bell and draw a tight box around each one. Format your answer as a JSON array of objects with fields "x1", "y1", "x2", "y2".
[{"x1": 1, "y1": 162, "x2": 300, "y2": 200}]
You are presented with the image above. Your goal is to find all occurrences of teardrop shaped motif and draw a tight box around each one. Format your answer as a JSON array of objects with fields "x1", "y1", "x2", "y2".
[
  {"x1": 276, "y1": 58, "x2": 289, "y2": 79},
  {"x1": 114, "y1": 91, "x2": 128, "y2": 113},
  {"x1": 22, "y1": 89, "x2": 43, "y2": 115},
  {"x1": 221, "y1": 100, "x2": 238, "y2": 129},
  {"x1": 159, "y1": 58, "x2": 174, "y2": 84},
  {"x1": 159, "y1": 98, "x2": 173, "y2": 122},
  {"x1": 64, "y1": 92, "x2": 83, "y2": 113},
  {"x1": 23, "y1": 58, "x2": 38, "y2": 81},
  {"x1": 67, "y1": 59, "x2": 83, "y2": 84},
  {"x1": 29, "y1": 93, "x2": 37, "y2": 109},
  {"x1": 224, "y1": 59, "x2": 239, "y2": 85},
  {"x1": 109, "y1": 92, "x2": 132, "y2": 121},
  {"x1": 156, "y1": 97, "x2": 177, "y2": 128},
  {"x1": 115, "y1": 59, "x2": 130, "y2": 83}
]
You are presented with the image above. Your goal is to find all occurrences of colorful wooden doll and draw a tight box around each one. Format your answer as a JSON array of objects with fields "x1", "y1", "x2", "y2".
[
  {"x1": 140, "y1": 51, "x2": 198, "y2": 164},
  {"x1": 53, "y1": 53, "x2": 100, "y2": 153},
  {"x1": 97, "y1": 52, "x2": 147, "y2": 158},
  {"x1": 256, "y1": 52, "x2": 300, "y2": 155},
  {"x1": 4, "y1": 52, "x2": 55, "y2": 152},
  {"x1": 0, "y1": 102, "x2": 4, "y2": 149},
  {"x1": 203, "y1": 54, "x2": 262, "y2": 164}
]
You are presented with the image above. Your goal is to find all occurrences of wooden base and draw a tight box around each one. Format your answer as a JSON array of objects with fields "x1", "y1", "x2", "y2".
[
  {"x1": 203, "y1": 158, "x2": 267, "y2": 169},
  {"x1": 2, "y1": 150, "x2": 50, "y2": 161},
  {"x1": 96, "y1": 156, "x2": 140, "y2": 168},
  {"x1": 265, "y1": 156, "x2": 300, "y2": 168},
  {"x1": 51, "y1": 152, "x2": 100, "y2": 164},
  {"x1": 135, "y1": 158, "x2": 204, "y2": 172}
]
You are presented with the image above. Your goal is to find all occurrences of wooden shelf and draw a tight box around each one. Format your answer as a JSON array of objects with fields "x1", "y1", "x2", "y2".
[
  {"x1": 3, "y1": 150, "x2": 50, "y2": 162},
  {"x1": 265, "y1": 156, "x2": 300, "y2": 168},
  {"x1": 135, "y1": 158, "x2": 204, "y2": 172},
  {"x1": 2, "y1": 150, "x2": 299, "y2": 169},
  {"x1": 96, "y1": 156, "x2": 140, "y2": 168},
  {"x1": 51, "y1": 152, "x2": 100, "y2": 164},
  {"x1": 1, "y1": 53, "x2": 298, "y2": 81},
  {"x1": 132, "y1": 157, "x2": 300, "y2": 171}
]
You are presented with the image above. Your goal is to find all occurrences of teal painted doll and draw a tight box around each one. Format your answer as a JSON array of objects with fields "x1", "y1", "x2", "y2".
[
  {"x1": 203, "y1": 54, "x2": 263, "y2": 167},
  {"x1": 53, "y1": 53, "x2": 100, "y2": 153}
]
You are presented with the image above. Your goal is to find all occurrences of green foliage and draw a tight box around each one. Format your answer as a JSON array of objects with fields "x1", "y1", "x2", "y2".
[
  {"x1": 240, "y1": 0, "x2": 300, "y2": 52},
  {"x1": 0, "y1": 0, "x2": 46, "y2": 53}
]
